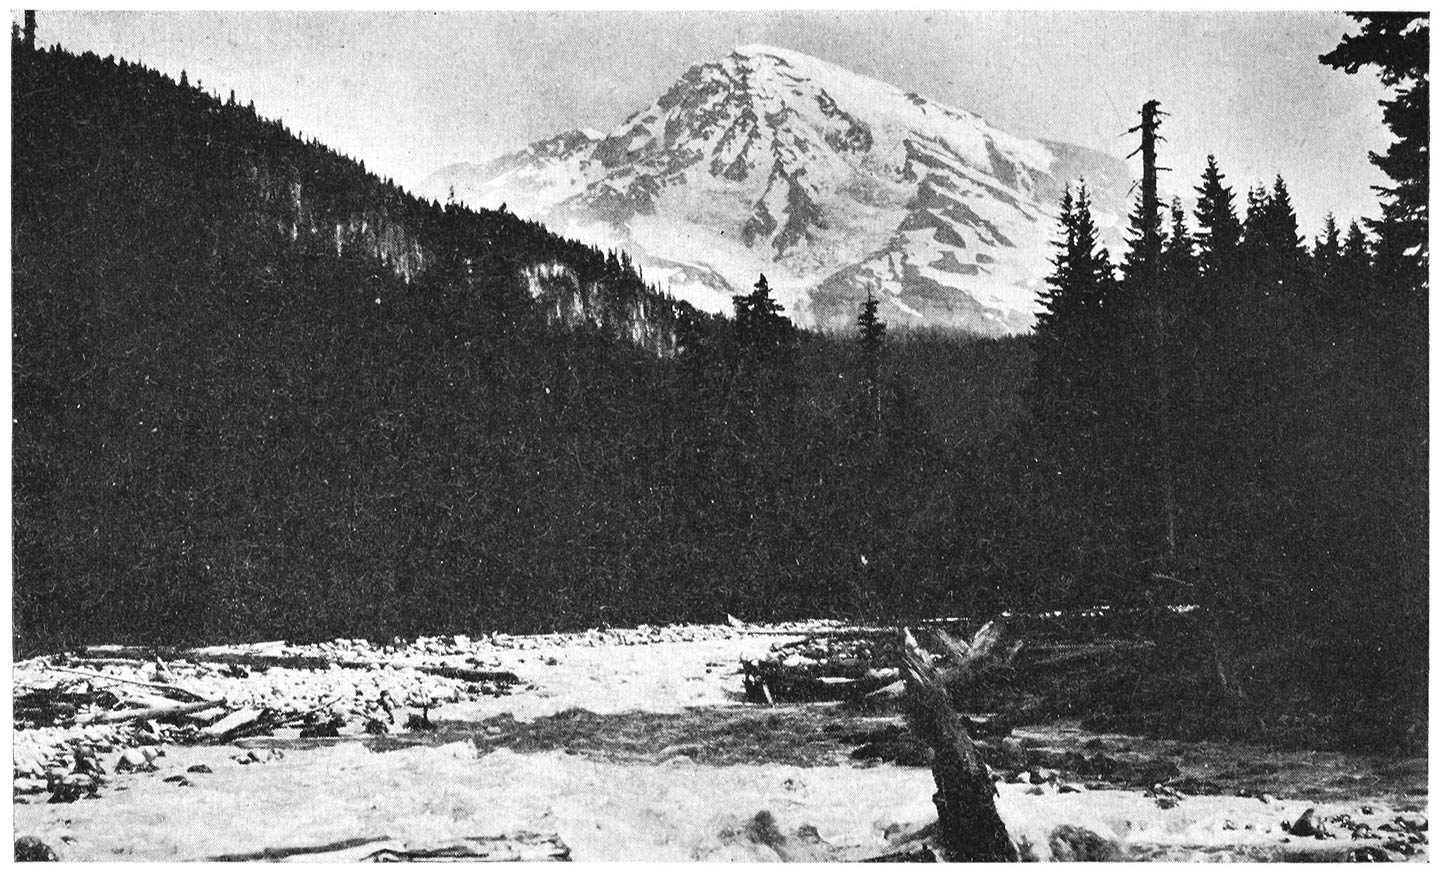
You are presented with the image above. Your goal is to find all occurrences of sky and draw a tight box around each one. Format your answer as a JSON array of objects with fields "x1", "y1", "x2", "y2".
[{"x1": 22, "y1": 9, "x2": 1397, "y2": 235}]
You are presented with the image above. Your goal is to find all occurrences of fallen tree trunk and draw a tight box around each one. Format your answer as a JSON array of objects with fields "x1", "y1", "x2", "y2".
[
  {"x1": 356, "y1": 663, "x2": 520, "y2": 685},
  {"x1": 900, "y1": 627, "x2": 1017, "y2": 862},
  {"x1": 46, "y1": 665, "x2": 211, "y2": 702},
  {"x1": 75, "y1": 647, "x2": 520, "y2": 685},
  {"x1": 206, "y1": 836, "x2": 395, "y2": 862},
  {"x1": 76, "y1": 698, "x2": 221, "y2": 725},
  {"x1": 75, "y1": 647, "x2": 330, "y2": 671},
  {"x1": 207, "y1": 833, "x2": 571, "y2": 863}
]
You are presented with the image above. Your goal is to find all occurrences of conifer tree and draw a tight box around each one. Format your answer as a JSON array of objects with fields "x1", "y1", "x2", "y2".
[
  {"x1": 1032, "y1": 182, "x2": 1118, "y2": 444},
  {"x1": 1241, "y1": 183, "x2": 1270, "y2": 256},
  {"x1": 732, "y1": 273, "x2": 791, "y2": 354},
  {"x1": 1313, "y1": 213, "x2": 1341, "y2": 279},
  {"x1": 857, "y1": 285, "x2": 886, "y2": 422},
  {"x1": 1035, "y1": 184, "x2": 1114, "y2": 334},
  {"x1": 1322, "y1": 13, "x2": 1429, "y2": 297},
  {"x1": 1312, "y1": 213, "x2": 1343, "y2": 304},
  {"x1": 1341, "y1": 220, "x2": 1372, "y2": 268},
  {"x1": 1193, "y1": 155, "x2": 1243, "y2": 278},
  {"x1": 1263, "y1": 176, "x2": 1308, "y2": 278},
  {"x1": 1337, "y1": 220, "x2": 1375, "y2": 305},
  {"x1": 1162, "y1": 196, "x2": 1198, "y2": 280}
]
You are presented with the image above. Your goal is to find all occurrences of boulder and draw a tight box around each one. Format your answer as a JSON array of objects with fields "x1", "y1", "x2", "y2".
[
  {"x1": 1048, "y1": 825, "x2": 1123, "y2": 861},
  {"x1": 14, "y1": 836, "x2": 58, "y2": 862},
  {"x1": 1288, "y1": 808, "x2": 1330, "y2": 839}
]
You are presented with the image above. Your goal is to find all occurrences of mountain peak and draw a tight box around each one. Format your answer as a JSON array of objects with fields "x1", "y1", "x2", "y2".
[
  {"x1": 423, "y1": 47, "x2": 1132, "y2": 334},
  {"x1": 730, "y1": 43, "x2": 817, "y2": 65},
  {"x1": 731, "y1": 43, "x2": 792, "y2": 58}
]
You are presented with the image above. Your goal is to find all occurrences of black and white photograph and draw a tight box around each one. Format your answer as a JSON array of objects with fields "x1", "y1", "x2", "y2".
[{"x1": 10, "y1": 8, "x2": 1428, "y2": 862}]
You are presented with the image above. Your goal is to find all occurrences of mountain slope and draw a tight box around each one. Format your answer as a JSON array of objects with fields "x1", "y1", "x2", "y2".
[{"x1": 424, "y1": 45, "x2": 1131, "y2": 335}]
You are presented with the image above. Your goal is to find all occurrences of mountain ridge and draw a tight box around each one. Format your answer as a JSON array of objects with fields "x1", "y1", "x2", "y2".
[{"x1": 423, "y1": 44, "x2": 1132, "y2": 334}]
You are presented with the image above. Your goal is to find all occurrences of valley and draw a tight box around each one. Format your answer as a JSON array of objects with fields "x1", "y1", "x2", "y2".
[{"x1": 11, "y1": 12, "x2": 1428, "y2": 863}]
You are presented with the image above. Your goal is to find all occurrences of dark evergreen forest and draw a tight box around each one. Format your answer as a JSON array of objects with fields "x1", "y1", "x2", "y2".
[{"x1": 11, "y1": 14, "x2": 1426, "y2": 751}]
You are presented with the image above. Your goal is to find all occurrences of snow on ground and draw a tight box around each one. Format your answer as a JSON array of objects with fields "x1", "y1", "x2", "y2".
[{"x1": 13, "y1": 620, "x2": 1430, "y2": 862}]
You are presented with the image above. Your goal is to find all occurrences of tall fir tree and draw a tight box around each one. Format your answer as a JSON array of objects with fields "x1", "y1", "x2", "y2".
[
  {"x1": 1034, "y1": 184, "x2": 1115, "y2": 336},
  {"x1": 1193, "y1": 155, "x2": 1244, "y2": 278},
  {"x1": 856, "y1": 286, "x2": 886, "y2": 424},
  {"x1": 1336, "y1": 220, "x2": 1376, "y2": 308},
  {"x1": 1262, "y1": 175, "x2": 1309, "y2": 286},
  {"x1": 1032, "y1": 181, "x2": 1120, "y2": 460},
  {"x1": 1313, "y1": 213, "x2": 1341, "y2": 283},
  {"x1": 732, "y1": 273, "x2": 791, "y2": 355},
  {"x1": 1162, "y1": 196, "x2": 1199, "y2": 281},
  {"x1": 1321, "y1": 13, "x2": 1429, "y2": 299}
]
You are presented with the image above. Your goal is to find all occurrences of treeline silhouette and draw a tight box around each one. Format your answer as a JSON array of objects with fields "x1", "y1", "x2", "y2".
[{"x1": 1022, "y1": 12, "x2": 1426, "y2": 749}]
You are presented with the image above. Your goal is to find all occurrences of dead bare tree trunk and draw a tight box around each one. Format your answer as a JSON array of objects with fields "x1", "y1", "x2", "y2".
[{"x1": 900, "y1": 627, "x2": 1018, "y2": 862}]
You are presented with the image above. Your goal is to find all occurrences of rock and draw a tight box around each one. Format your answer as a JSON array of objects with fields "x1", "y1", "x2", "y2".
[
  {"x1": 48, "y1": 774, "x2": 98, "y2": 803},
  {"x1": 1048, "y1": 825, "x2": 1122, "y2": 861},
  {"x1": 1382, "y1": 838, "x2": 1410, "y2": 855},
  {"x1": 186, "y1": 764, "x2": 212, "y2": 774},
  {"x1": 1397, "y1": 814, "x2": 1427, "y2": 833},
  {"x1": 1058, "y1": 783, "x2": 1086, "y2": 794},
  {"x1": 850, "y1": 740, "x2": 932, "y2": 768},
  {"x1": 1347, "y1": 845, "x2": 1392, "y2": 862},
  {"x1": 1289, "y1": 808, "x2": 1330, "y2": 838},
  {"x1": 298, "y1": 716, "x2": 342, "y2": 738},
  {"x1": 14, "y1": 836, "x2": 58, "y2": 862},
  {"x1": 1029, "y1": 768, "x2": 1057, "y2": 784},
  {"x1": 114, "y1": 749, "x2": 153, "y2": 773}
]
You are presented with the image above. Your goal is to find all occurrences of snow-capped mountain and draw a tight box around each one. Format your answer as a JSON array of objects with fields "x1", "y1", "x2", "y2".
[{"x1": 422, "y1": 44, "x2": 1131, "y2": 335}]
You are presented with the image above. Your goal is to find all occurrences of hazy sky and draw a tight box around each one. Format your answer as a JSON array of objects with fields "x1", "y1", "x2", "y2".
[{"x1": 26, "y1": 9, "x2": 1396, "y2": 234}]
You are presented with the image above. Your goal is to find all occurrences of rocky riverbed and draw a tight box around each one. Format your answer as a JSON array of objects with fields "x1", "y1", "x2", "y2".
[{"x1": 12, "y1": 621, "x2": 1429, "y2": 862}]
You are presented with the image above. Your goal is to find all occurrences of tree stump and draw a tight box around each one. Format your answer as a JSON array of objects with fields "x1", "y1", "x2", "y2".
[{"x1": 900, "y1": 626, "x2": 1018, "y2": 862}]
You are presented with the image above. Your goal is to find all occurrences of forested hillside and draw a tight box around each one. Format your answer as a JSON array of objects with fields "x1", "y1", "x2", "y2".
[{"x1": 12, "y1": 38, "x2": 993, "y2": 651}]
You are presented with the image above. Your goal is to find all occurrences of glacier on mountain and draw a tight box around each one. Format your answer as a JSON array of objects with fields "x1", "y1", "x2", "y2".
[{"x1": 422, "y1": 44, "x2": 1130, "y2": 335}]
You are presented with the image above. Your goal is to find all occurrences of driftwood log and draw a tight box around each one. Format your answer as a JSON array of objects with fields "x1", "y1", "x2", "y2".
[
  {"x1": 74, "y1": 647, "x2": 520, "y2": 685},
  {"x1": 76, "y1": 698, "x2": 221, "y2": 726},
  {"x1": 207, "y1": 832, "x2": 570, "y2": 862},
  {"x1": 900, "y1": 623, "x2": 1019, "y2": 862}
]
